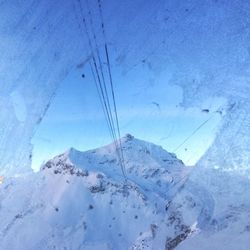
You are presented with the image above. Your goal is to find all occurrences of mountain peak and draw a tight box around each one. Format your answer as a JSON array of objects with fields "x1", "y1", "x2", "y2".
[
  {"x1": 42, "y1": 136, "x2": 188, "y2": 200},
  {"x1": 122, "y1": 133, "x2": 134, "y2": 141},
  {"x1": 9, "y1": 137, "x2": 191, "y2": 250}
]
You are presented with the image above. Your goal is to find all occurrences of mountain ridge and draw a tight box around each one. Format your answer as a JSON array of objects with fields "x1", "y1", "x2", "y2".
[{"x1": 0, "y1": 135, "x2": 191, "y2": 249}]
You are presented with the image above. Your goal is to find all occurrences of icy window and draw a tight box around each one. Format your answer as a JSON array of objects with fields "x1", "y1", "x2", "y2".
[
  {"x1": 1, "y1": 0, "x2": 248, "y2": 176},
  {"x1": 0, "y1": 0, "x2": 249, "y2": 249},
  {"x1": 0, "y1": 1, "x2": 88, "y2": 176}
]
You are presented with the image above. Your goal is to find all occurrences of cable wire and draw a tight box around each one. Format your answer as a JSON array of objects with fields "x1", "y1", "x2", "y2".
[
  {"x1": 77, "y1": 0, "x2": 127, "y2": 180},
  {"x1": 97, "y1": 0, "x2": 127, "y2": 179}
]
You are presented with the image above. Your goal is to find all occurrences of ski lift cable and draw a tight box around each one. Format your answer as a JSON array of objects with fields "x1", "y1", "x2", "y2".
[
  {"x1": 104, "y1": 43, "x2": 127, "y2": 178},
  {"x1": 77, "y1": 0, "x2": 126, "y2": 179},
  {"x1": 97, "y1": 0, "x2": 127, "y2": 179},
  {"x1": 173, "y1": 115, "x2": 214, "y2": 153},
  {"x1": 82, "y1": 20, "x2": 115, "y2": 144},
  {"x1": 84, "y1": 0, "x2": 126, "y2": 176},
  {"x1": 90, "y1": 57, "x2": 125, "y2": 173},
  {"x1": 88, "y1": 60, "x2": 114, "y2": 141},
  {"x1": 84, "y1": 0, "x2": 118, "y2": 141},
  {"x1": 77, "y1": 0, "x2": 117, "y2": 147},
  {"x1": 82, "y1": 0, "x2": 126, "y2": 177}
]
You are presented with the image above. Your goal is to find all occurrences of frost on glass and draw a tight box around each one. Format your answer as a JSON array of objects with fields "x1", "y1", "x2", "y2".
[
  {"x1": 0, "y1": 0, "x2": 249, "y2": 180},
  {"x1": 0, "y1": 0, "x2": 249, "y2": 249},
  {"x1": 0, "y1": 1, "x2": 87, "y2": 176}
]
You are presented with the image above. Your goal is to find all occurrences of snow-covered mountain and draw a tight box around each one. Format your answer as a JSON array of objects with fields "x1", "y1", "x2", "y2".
[
  {"x1": 1, "y1": 134, "x2": 250, "y2": 249},
  {"x1": 0, "y1": 135, "x2": 191, "y2": 250}
]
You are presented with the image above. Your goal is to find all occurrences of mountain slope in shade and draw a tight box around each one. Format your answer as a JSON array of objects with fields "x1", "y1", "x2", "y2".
[{"x1": 0, "y1": 135, "x2": 190, "y2": 250}]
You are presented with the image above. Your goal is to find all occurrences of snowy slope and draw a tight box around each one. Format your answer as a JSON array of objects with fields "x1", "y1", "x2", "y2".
[
  {"x1": 1, "y1": 135, "x2": 249, "y2": 250},
  {"x1": 0, "y1": 135, "x2": 190, "y2": 250},
  {"x1": 171, "y1": 168, "x2": 250, "y2": 250}
]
